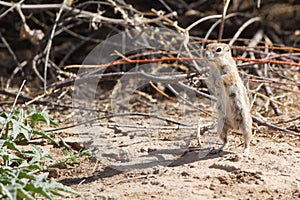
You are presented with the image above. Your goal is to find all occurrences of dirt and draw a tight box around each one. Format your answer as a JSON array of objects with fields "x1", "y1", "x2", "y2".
[
  {"x1": 46, "y1": 101, "x2": 300, "y2": 200},
  {"x1": 52, "y1": 134, "x2": 299, "y2": 200}
]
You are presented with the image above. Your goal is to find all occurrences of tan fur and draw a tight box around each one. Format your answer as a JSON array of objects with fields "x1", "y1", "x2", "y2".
[{"x1": 205, "y1": 43, "x2": 252, "y2": 155}]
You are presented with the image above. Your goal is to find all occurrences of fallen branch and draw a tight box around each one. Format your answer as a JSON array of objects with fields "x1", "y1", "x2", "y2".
[{"x1": 252, "y1": 115, "x2": 300, "y2": 137}]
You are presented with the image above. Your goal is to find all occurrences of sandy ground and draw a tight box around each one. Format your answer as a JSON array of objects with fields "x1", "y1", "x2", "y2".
[
  {"x1": 52, "y1": 120, "x2": 299, "y2": 200},
  {"x1": 44, "y1": 82, "x2": 300, "y2": 200}
]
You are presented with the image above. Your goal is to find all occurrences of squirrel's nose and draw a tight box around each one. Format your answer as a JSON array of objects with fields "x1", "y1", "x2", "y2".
[
  {"x1": 205, "y1": 51, "x2": 212, "y2": 60},
  {"x1": 204, "y1": 51, "x2": 209, "y2": 57}
]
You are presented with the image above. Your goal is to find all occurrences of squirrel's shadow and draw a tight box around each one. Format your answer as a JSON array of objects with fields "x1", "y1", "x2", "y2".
[{"x1": 168, "y1": 147, "x2": 230, "y2": 167}]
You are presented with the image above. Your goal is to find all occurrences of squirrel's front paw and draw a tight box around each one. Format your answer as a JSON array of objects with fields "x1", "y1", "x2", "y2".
[{"x1": 221, "y1": 73, "x2": 235, "y2": 86}]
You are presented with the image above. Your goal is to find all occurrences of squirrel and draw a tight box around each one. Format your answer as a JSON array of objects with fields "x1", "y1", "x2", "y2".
[{"x1": 205, "y1": 43, "x2": 252, "y2": 156}]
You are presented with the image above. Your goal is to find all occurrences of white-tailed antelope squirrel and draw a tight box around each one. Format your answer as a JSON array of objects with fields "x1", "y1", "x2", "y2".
[{"x1": 205, "y1": 43, "x2": 252, "y2": 155}]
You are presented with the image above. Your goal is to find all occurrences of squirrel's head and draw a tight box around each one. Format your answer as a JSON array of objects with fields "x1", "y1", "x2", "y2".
[{"x1": 205, "y1": 43, "x2": 234, "y2": 67}]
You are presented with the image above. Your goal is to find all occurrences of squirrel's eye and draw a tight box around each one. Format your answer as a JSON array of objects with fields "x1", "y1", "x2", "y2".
[{"x1": 216, "y1": 47, "x2": 222, "y2": 53}]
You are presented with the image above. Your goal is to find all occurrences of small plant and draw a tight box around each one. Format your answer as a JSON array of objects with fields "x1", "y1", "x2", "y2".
[
  {"x1": 0, "y1": 108, "x2": 58, "y2": 145},
  {"x1": 0, "y1": 108, "x2": 80, "y2": 200},
  {"x1": 49, "y1": 149, "x2": 92, "y2": 168}
]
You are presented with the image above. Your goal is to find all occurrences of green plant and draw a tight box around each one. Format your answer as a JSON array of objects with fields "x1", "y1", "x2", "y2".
[
  {"x1": 0, "y1": 108, "x2": 80, "y2": 200},
  {"x1": 49, "y1": 149, "x2": 92, "y2": 168},
  {"x1": 0, "y1": 108, "x2": 58, "y2": 145}
]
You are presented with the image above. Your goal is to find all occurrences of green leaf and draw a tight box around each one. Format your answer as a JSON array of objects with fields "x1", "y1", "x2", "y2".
[
  {"x1": 0, "y1": 114, "x2": 7, "y2": 124},
  {"x1": 5, "y1": 184, "x2": 18, "y2": 200},
  {"x1": 41, "y1": 108, "x2": 58, "y2": 127},
  {"x1": 25, "y1": 164, "x2": 43, "y2": 171},
  {"x1": 0, "y1": 183, "x2": 14, "y2": 200},
  {"x1": 18, "y1": 171, "x2": 35, "y2": 180},
  {"x1": 0, "y1": 139, "x2": 5, "y2": 148},
  {"x1": 3, "y1": 140, "x2": 22, "y2": 153},
  {"x1": 47, "y1": 181, "x2": 81, "y2": 196},
  {"x1": 17, "y1": 188, "x2": 35, "y2": 200},
  {"x1": 0, "y1": 147, "x2": 25, "y2": 166},
  {"x1": 28, "y1": 186, "x2": 53, "y2": 200},
  {"x1": 28, "y1": 109, "x2": 58, "y2": 128},
  {"x1": 25, "y1": 183, "x2": 54, "y2": 200},
  {"x1": 21, "y1": 144, "x2": 53, "y2": 165},
  {"x1": 32, "y1": 130, "x2": 58, "y2": 146},
  {"x1": 10, "y1": 118, "x2": 32, "y2": 141},
  {"x1": 80, "y1": 149, "x2": 92, "y2": 157},
  {"x1": 29, "y1": 113, "x2": 49, "y2": 127}
]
